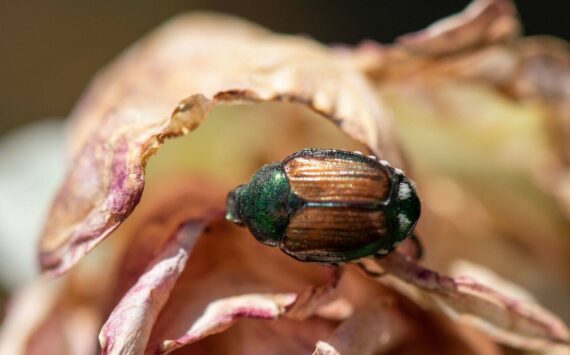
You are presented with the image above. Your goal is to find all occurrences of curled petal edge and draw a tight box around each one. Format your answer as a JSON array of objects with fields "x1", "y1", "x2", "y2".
[
  {"x1": 99, "y1": 219, "x2": 215, "y2": 355},
  {"x1": 38, "y1": 13, "x2": 400, "y2": 276},
  {"x1": 396, "y1": 0, "x2": 519, "y2": 56},
  {"x1": 159, "y1": 285, "x2": 336, "y2": 354},
  {"x1": 360, "y1": 252, "x2": 570, "y2": 350}
]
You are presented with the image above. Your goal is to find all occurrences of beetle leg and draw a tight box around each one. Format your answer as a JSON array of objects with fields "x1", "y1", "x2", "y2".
[
  {"x1": 410, "y1": 233, "x2": 424, "y2": 260},
  {"x1": 320, "y1": 263, "x2": 343, "y2": 287},
  {"x1": 331, "y1": 265, "x2": 343, "y2": 287},
  {"x1": 356, "y1": 261, "x2": 386, "y2": 278}
]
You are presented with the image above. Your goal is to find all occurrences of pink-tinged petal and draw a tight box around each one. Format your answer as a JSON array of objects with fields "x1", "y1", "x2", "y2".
[
  {"x1": 160, "y1": 286, "x2": 334, "y2": 354},
  {"x1": 362, "y1": 252, "x2": 570, "y2": 350},
  {"x1": 352, "y1": 0, "x2": 570, "y2": 117},
  {"x1": 160, "y1": 293, "x2": 296, "y2": 351},
  {"x1": 39, "y1": 13, "x2": 400, "y2": 276},
  {"x1": 316, "y1": 268, "x2": 502, "y2": 354},
  {"x1": 396, "y1": 0, "x2": 518, "y2": 56},
  {"x1": 95, "y1": 176, "x2": 336, "y2": 354},
  {"x1": 345, "y1": 0, "x2": 570, "y2": 330},
  {"x1": 106, "y1": 176, "x2": 228, "y2": 302},
  {"x1": 177, "y1": 317, "x2": 336, "y2": 355},
  {"x1": 99, "y1": 220, "x2": 214, "y2": 355},
  {"x1": 140, "y1": 219, "x2": 337, "y2": 354}
]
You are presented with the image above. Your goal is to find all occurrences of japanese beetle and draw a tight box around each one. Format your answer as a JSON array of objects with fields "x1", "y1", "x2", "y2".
[{"x1": 226, "y1": 149, "x2": 421, "y2": 263}]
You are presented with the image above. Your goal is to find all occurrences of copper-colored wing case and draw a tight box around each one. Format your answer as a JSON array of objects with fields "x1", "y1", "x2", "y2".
[{"x1": 281, "y1": 149, "x2": 395, "y2": 262}]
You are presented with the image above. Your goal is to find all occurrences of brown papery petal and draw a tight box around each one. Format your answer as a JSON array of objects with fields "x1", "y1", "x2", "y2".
[
  {"x1": 349, "y1": 0, "x2": 521, "y2": 80},
  {"x1": 313, "y1": 272, "x2": 503, "y2": 355},
  {"x1": 160, "y1": 285, "x2": 334, "y2": 354},
  {"x1": 38, "y1": 13, "x2": 400, "y2": 276},
  {"x1": 99, "y1": 221, "x2": 211, "y2": 355},
  {"x1": 94, "y1": 174, "x2": 336, "y2": 354},
  {"x1": 140, "y1": 218, "x2": 336, "y2": 354},
  {"x1": 362, "y1": 252, "x2": 570, "y2": 350},
  {"x1": 509, "y1": 36, "x2": 570, "y2": 172},
  {"x1": 396, "y1": 0, "x2": 519, "y2": 56}
]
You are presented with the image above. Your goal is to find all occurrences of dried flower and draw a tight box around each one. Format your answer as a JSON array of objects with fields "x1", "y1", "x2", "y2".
[{"x1": 1, "y1": 1, "x2": 569, "y2": 354}]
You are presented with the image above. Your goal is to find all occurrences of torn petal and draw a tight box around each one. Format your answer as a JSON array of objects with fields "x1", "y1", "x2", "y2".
[
  {"x1": 156, "y1": 277, "x2": 336, "y2": 354},
  {"x1": 367, "y1": 252, "x2": 570, "y2": 350}
]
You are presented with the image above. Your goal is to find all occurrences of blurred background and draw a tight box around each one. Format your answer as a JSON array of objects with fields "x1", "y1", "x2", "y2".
[{"x1": 0, "y1": 0, "x2": 569, "y2": 134}]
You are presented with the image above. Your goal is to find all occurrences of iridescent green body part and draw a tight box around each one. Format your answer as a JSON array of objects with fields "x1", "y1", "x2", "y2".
[{"x1": 226, "y1": 149, "x2": 421, "y2": 263}]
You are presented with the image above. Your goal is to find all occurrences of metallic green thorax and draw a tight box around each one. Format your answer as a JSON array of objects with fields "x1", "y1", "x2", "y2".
[
  {"x1": 226, "y1": 164, "x2": 301, "y2": 247},
  {"x1": 226, "y1": 149, "x2": 421, "y2": 262}
]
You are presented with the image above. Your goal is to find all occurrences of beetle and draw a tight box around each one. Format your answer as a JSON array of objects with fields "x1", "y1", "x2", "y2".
[{"x1": 225, "y1": 148, "x2": 421, "y2": 263}]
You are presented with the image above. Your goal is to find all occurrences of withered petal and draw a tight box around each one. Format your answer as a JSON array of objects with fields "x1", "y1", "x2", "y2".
[
  {"x1": 363, "y1": 252, "x2": 570, "y2": 350},
  {"x1": 160, "y1": 285, "x2": 334, "y2": 354},
  {"x1": 99, "y1": 221, "x2": 212, "y2": 355},
  {"x1": 509, "y1": 36, "x2": 570, "y2": 167},
  {"x1": 317, "y1": 269, "x2": 506, "y2": 355},
  {"x1": 350, "y1": 0, "x2": 520, "y2": 79},
  {"x1": 396, "y1": 0, "x2": 519, "y2": 56},
  {"x1": 39, "y1": 13, "x2": 400, "y2": 276},
  {"x1": 141, "y1": 220, "x2": 337, "y2": 354},
  {"x1": 98, "y1": 175, "x2": 337, "y2": 355}
]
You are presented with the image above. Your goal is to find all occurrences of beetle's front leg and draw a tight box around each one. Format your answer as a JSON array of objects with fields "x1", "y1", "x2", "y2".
[
  {"x1": 357, "y1": 259, "x2": 386, "y2": 278},
  {"x1": 319, "y1": 263, "x2": 344, "y2": 287},
  {"x1": 393, "y1": 233, "x2": 424, "y2": 260},
  {"x1": 410, "y1": 233, "x2": 423, "y2": 260}
]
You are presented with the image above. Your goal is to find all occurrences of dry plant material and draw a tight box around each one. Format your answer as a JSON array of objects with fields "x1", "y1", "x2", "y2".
[{"x1": 0, "y1": 1, "x2": 568, "y2": 354}]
